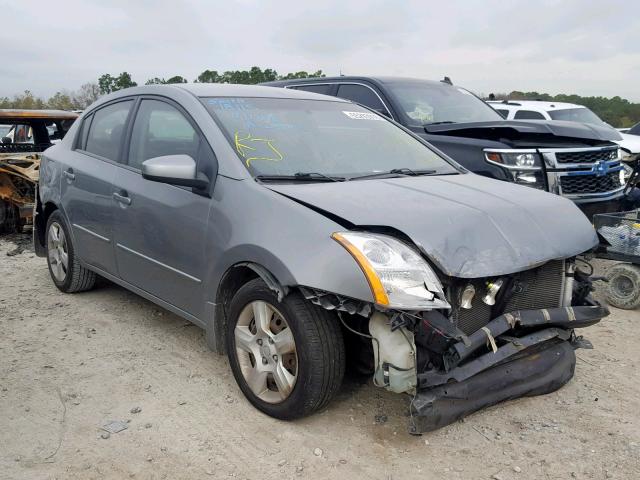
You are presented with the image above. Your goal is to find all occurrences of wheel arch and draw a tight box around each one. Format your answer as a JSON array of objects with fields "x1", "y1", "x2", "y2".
[{"x1": 207, "y1": 261, "x2": 289, "y2": 354}]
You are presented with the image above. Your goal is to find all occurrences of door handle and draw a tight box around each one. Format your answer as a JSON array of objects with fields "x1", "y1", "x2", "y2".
[
  {"x1": 112, "y1": 192, "x2": 132, "y2": 205},
  {"x1": 63, "y1": 169, "x2": 75, "y2": 181}
]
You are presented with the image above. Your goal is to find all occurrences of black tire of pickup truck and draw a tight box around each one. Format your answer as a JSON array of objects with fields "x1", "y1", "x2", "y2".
[{"x1": 605, "y1": 263, "x2": 640, "y2": 310}]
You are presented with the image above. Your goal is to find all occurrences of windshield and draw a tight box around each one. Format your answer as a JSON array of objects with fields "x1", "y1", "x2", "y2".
[
  {"x1": 385, "y1": 83, "x2": 504, "y2": 126},
  {"x1": 202, "y1": 97, "x2": 459, "y2": 178},
  {"x1": 548, "y1": 107, "x2": 605, "y2": 125}
]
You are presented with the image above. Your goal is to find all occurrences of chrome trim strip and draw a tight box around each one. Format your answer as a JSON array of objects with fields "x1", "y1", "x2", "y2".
[
  {"x1": 72, "y1": 223, "x2": 110, "y2": 243},
  {"x1": 284, "y1": 81, "x2": 395, "y2": 120},
  {"x1": 116, "y1": 243, "x2": 201, "y2": 283}
]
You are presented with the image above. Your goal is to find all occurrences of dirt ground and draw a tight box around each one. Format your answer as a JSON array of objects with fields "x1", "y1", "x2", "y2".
[{"x1": 1, "y1": 232, "x2": 639, "y2": 480}]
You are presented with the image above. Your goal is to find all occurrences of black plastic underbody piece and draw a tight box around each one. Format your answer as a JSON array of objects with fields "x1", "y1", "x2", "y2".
[
  {"x1": 408, "y1": 340, "x2": 576, "y2": 434},
  {"x1": 444, "y1": 305, "x2": 608, "y2": 369}
]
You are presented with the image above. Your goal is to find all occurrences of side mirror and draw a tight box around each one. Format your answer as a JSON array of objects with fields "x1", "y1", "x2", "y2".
[
  {"x1": 141, "y1": 154, "x2": 209, "y2": 189},
  {"x1": 1, "y1": 137, "x2": 11, "y2": 144}
]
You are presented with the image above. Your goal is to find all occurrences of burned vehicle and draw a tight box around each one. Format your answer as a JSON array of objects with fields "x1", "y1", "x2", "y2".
[
  {"x1": 264, "y1": 76, "x2": 626, "y2": 219},
  {"x1": 0, "y1": 109, "x2": 78, "y2": 232},
  {"x1": 35, "y1": 84, "x2": 607, "y2": 432}
]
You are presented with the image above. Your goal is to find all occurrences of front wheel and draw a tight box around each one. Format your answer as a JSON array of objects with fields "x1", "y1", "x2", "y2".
[
  {"x1": 605, "y1": 263, "x2": 640, "y2": 310},
  {"x1": 226, "y1": 278, "x2": 345, "y2": 420},
  {"x1": 46, "y1": 211, "x2": 96, "y2": 293}
]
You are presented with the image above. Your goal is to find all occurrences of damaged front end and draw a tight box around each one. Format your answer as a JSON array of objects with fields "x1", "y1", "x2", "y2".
[
  {"x1": 304, "y1": 242, "x2": 608, "y2": 434},
  {"x1": 0, "y1": 153, "x2": 40, "y2": 232}
]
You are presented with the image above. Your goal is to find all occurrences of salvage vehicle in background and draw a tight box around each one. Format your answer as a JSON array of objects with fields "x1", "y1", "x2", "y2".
[
  {"x1": 264, "y1": 76, "x2": 626, "y2": 219},
  {"x1": 35, "y1": 84, "x2": 608, "y2": 433},
  {"x1": 0, "y1": 109, "x2": 78, "y2": 232},
  {"x1": 487, "y1": 99, "x2": 640, "y2": 164}
]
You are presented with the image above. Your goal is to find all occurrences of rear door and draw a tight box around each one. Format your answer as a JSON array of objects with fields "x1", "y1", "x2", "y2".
[
  {"x1": 61, "y1": 99, "x2": 134, "y2": 274},
  {"x1": 111, "y1": 97, "x2": 214, "y2": 316}
]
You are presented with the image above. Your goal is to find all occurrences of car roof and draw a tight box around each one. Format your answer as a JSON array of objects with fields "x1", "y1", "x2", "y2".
[
  {"x1": 262, "y1": 76, "x2": 449, "y2": 88},
  {"x1": 108, "y1": 83, "x2": 352, "y2": 102},
  {"x1": 0, "y1": 109, "x2": 79, "y2": 121},
  {"x1": 487, "y1": 100, "x2": 583, "y2": 111}
]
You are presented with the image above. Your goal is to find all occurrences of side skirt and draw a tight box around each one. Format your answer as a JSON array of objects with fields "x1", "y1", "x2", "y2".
[{"x1": 85, "y1": 263, "x2": 206, "y2": 329}]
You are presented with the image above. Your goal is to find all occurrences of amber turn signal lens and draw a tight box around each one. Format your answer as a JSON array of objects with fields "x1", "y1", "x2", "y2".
[
  {"x1": 331, "y1": 232, "x2": 390, "y2": 306},
  {"x1": 486, "y1": 152, "x2": 502, "y2": 163}
]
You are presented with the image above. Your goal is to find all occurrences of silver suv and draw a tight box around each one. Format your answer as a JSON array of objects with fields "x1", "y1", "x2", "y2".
[{"x1": 34, "y1": 84, "x2": 607, "y2": 433}]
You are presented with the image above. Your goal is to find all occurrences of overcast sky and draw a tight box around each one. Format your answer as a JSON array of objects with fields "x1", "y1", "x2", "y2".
[{"x1": 2, "y1": 0, "x2": 639, "y2": 100}]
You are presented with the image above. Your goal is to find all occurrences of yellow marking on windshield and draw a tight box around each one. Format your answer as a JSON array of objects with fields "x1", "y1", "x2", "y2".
[{"x1": 234, "y1": 132, "x2": 284, "y2": 167}]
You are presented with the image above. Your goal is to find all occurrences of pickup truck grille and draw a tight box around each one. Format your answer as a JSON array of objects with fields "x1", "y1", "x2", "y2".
[
  {"x1": 560, "y1": 171, "x2": 621, "y2": 195},
  {"x1": 555, "y1": 148, "x2": 618, "y2": 164},
  {"x1": 450, "y1": 260, "x2": 565, "y2": 335}
]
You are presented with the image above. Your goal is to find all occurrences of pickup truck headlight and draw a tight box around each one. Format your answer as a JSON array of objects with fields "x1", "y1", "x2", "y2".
[
  {"x1": 484, "y1": 150, "x2": 546, "y2": 190},
  {"x1": 332, "y1": 232, "x2": 450, "y2": 310}
]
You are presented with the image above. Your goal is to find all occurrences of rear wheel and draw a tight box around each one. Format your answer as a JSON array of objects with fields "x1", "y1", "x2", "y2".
[
  {"x1": 46, "y1": 211, "x2": 96, "y2": 293},
  {"x1": 226, "y1": 278, "x2": 345, "y2": 420},
  {"x1": 605, "y1": 263, "x2": 640, "y2": 310},
  {"x1": 0, "y1": 200, "x2": 19, "y2": 234}
]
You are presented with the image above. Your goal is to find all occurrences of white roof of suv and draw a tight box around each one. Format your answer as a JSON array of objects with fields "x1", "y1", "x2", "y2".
[{"x1": 487, "y1": 100, "x2": 584, "y2": 112}]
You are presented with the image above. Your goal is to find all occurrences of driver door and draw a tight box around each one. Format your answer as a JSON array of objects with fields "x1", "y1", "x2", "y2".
[{"x1": 111, "y1": 98, "x2": 214, "y2": 317}]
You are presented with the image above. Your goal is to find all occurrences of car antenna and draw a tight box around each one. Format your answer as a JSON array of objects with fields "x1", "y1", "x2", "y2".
[{"x1": 441, "y1": 76, "x2": 452, "y2": 85}]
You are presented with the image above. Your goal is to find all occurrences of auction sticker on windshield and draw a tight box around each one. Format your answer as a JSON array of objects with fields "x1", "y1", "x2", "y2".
[{"x1": 342, "y1": 111, "x2": 383, "y2": 120}]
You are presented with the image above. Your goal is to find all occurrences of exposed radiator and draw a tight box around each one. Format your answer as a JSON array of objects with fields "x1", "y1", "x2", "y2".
[{"x1": 449, "y1": 260, "x2": 565, "y2": 335}]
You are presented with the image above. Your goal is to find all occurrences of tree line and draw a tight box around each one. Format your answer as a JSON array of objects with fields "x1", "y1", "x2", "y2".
[{"x1": 1, "y1": 67, "x2": 638, "y2": 127}]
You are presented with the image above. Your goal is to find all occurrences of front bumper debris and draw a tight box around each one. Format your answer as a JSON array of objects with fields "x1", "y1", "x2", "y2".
[
  {"x1": 409, "y1": 340, "x2": 575, "y2": 434},
  {"x1": 409, "y1": 305, "x2": 608, "y2": 434}
]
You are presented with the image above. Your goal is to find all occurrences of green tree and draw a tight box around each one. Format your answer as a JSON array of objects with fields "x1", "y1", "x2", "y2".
[
  {"x1": 145, "y1": 77, "x2": 166, "y2": 85},
  {"x1": 166, "y1": 75, "x2": 188, "y2": 84},
  {"x1": 98, "y1": 72, "x2": 137, "y2": 94},
  {"x1": 47, "y1": 91, "x2": 76, "y2": 110}
]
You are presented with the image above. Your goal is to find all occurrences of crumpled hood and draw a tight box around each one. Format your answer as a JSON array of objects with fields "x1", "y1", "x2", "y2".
[
  {"x1": 425, "y1": 120, "x2": 621, "y2": 143},
  {"x1": 267, "y1": 174, "x2": 598, "y2": 278}
]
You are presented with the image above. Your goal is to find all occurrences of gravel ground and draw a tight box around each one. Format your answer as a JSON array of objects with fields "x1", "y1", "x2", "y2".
[{"x1": 1, "y1": 232, "x2": 639, "y2": 480}]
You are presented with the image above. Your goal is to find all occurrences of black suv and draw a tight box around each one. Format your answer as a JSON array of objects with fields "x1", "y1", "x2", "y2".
[{"x1": 264, "y1": 76, "x2": 626, "y2": 217}]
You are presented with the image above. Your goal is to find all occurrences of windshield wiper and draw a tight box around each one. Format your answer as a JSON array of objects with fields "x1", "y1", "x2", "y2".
[
  {"x1": 256, "y1": 172, "x2": 345, "y2": 183},
  {"x1": 424, "y1": 121, "x2": 457, "y2": 126},
  {"x1": 348, "y1": 168, "x2": 437, "y2": 181}
]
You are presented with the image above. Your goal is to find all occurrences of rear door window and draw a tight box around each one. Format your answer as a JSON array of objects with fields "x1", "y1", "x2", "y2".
[
  {"x1": 84, "y1": 100, "x2": 133, "y2": 161},
  {"x1": 336, "y1": 84, "x2": 388, "y2": 115},
  {"x1": 514, "y1": 110, "x2": 546, "y2": 120},
  {"x1": 127, "y1": 99, "x2": 201, "y2": 171},
  {"x1": 291, "y1": 84, "x2": 333, "y2": 95}
]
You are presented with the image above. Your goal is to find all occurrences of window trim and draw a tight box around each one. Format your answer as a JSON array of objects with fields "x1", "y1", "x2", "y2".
[
  {"x1": 284, "y1": 81, "x2": 395, "y2": 120},
  {"x1": 74, "y1": 97, "x2": 136, "y2": 165},
  {"x1": 121, "y1": 95, "x2": 218, "y2": 179}
]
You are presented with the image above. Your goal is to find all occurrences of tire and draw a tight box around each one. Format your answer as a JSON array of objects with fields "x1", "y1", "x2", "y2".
[
  {"x1": 226, "y1": 278, "x2": 345, "y2": 420},
  {"x1": 0, "y1": 200, "x2": 19, "y2": 234},
  {"x1": 605, "y1": 263, "x2": 640, "y2": 310},
  {"x1": 45, "y1": 210, "x2": 96, "y2": 293}
]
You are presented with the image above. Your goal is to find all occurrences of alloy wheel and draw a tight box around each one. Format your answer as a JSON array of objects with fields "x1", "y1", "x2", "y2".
[
  {"x1": 234, "y1": 300, "x2": 298, "y2": 403},
  {"x1": 47, "y1": 222, "x2": 69, "y2": 282}
]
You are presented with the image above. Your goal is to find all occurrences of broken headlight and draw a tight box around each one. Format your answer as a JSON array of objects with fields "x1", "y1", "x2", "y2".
[
  {"x1": 484, "y1": 150, "x2": 547, "y2": 190},
  {"x1": 332, "y1": 232, "x2": 450, "y2": 310}
]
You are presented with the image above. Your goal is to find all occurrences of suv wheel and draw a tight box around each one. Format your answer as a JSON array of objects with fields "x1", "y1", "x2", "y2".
[
  {"x1": 226, "y1": 278, "x2": 345, "y2": 420},
  {"x1": 46, "y1": 211, "x2": 96, "y2": 293}
]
